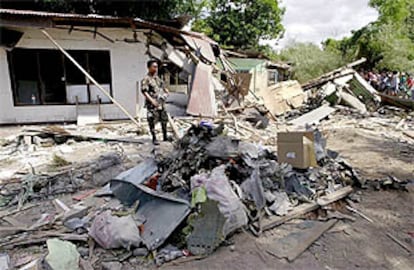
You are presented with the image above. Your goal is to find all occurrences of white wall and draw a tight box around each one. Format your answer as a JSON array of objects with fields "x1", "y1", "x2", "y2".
[
  {"x1": 249, "y1": 63, "x2": 268, "y2": 94},
  {"x1": 0, "y1": 27, "x2": 149, "y2": 124}
]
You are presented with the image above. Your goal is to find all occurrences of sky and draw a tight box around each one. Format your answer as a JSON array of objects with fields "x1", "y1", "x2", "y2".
[{"x1": 268, "y1": 0, "x2": 379, "y2": 49}]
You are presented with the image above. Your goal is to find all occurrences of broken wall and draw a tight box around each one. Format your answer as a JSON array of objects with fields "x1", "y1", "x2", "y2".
[
  {"x1": 0, "y1": 27, "x2": 149, "y2": 124},
  {"x1": 260, "y1": 80, "x2": 308, "y2": 116}
]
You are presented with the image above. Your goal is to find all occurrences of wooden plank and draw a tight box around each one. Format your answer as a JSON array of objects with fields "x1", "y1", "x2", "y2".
[
  {"x1": 0, "y1": 232, "x2": 88, "y2": 249},
  {"x1": 0, "y1": 203, "x2": 38, "y2": 219},
  {"x1": 167, "y1": 113, "x2": 181, "y2": 140},
  {"x1": 22, "y1": 128, "x2": 146, "y2": 144},
  {"x1": 403, "y1": 131, "x2": 414, "y2": 140},
  {"x1": 301, "y1": 58, "x2": 366, "y2": 90},
  {"x1": 289, "y1": 105, "x2": 336, "y2": 126},
  {"x1": 261, "y1": 202, "x2": 319, "y2": 231},
  {"x1": 263, "y1": 219, "x2": 338, "y2": 262},
  {"x1": 261, "y1": 186, "x2": 353, "y2": 232},
  {"x1": 386, "y1": 233, "x2": 413, "y2": 254},
  {"x1": 317, "y1": 186, "x2": 353, "y2": 206},
  {"x1": 2, "y1": 216, "x2": 27, "y2": 228}
]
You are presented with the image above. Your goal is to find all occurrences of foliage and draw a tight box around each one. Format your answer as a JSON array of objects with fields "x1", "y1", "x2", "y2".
[
  {"x1": 50, "y1": 154, "x2": 71, "y2": 168},
  {"x1": 193, "y1": 0, "x2": 285, "y2": 50},
  {"x1": 1, "y1": 0, "x2": 283, "y2": 52},
  {"x1": 369, "y1": 0, "x2": 412, "y2": 24},
  {"x1": 322, "y1": 0, "x2": 414, "y2": 73},
  {"x1": 0, "y1": 0, "x2": 205, "y2": 20},
  {"x1": 276, "y1": 43, "x2": 345, "y2": 83}
]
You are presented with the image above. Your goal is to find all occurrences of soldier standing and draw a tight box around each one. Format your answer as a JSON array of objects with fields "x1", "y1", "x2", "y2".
[{"x1": 141, "y1": 59, "x2": 170, "y2": 145}]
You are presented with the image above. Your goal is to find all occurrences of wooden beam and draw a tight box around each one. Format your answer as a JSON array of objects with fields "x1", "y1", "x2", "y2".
[
  {"x1": 260, "y1": 186, "x2": 353, "y2": 232},
  {"x1": 167, "y1": 113, "x2": 180, "y2": 140},
  {"x1": 41, "y1": 29, "x2": 141, "y2": 128}
]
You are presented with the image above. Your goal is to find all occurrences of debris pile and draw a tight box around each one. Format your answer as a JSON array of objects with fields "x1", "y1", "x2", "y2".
[
  {"x1": 0, "y1": 121, "x2": 366, "y2": 268},
  {"x1": 0, "y1": 58, "x2": 413, "y2": 269},
  {"x1": 89, "y1": 123, "x2": 359, "y2": 262}
]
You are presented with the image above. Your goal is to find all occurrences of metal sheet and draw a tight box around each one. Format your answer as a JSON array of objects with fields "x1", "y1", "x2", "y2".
[
  {"x1": 187, "y1": 200, "x2": 226, "y2": 255},
  {"x1": 0, "y1": 9, "x2": 216, "y2": 42},
  {"x1": 186, "y1": 62, "x2": 216, "y2": 117},
  {"x1": 192, "y1": 37, "x2": 216, "y2": 64},
  {"x1": 110, "y1": 161, "x2": 190, "y2": 251},
  {"x1": 166, "y1": 43, "x2": 194, "y2": 74},
  {"x1": 148, "y1": 45, "x2": 164, "y2": 60},
  {"x1": 181, "y1": 34, "x2": 197, "y2": 51},
  {"x1": 133, "y1": 185, "x2": 191, "y2": 250},
  {"x1": 181, "y1": 34, "x2": 216, "y2": 64},
  {"x1": 110, "y1": 159, "x2": 158, "y2": 205}
]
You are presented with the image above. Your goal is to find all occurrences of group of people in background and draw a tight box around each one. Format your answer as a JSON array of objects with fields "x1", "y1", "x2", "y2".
[{"x1": 361, "y1": 70, "x2": 414, "y2": 100}]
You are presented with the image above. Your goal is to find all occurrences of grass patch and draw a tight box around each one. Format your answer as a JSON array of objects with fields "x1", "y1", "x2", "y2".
[{"x1": 50, "y1": 154, "x2": 71, "y2": 168}]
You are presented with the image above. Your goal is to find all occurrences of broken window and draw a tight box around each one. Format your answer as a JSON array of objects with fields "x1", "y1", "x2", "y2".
[
  {"x1": 268, "y1": 70, "x2": 279, "y2": 86},
  {"x1": 39, "y1": 50, "x2": 66, "y2": 104},
  {"x1": 8, "y1": 49, "x2": 40, "y2": 105},
  {"x1": 8, "y1": 48, "x2": 112, "y2": 106}
]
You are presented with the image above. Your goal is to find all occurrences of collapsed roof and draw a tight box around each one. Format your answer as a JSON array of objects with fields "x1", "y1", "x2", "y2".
[{"x1": 0, "y1": 8, "x2": 246, "y2": 117}]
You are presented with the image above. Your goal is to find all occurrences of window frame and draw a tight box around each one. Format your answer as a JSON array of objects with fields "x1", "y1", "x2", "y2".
[{"x1": 7, "y1": 48, "x2": 113, "y2": 106}]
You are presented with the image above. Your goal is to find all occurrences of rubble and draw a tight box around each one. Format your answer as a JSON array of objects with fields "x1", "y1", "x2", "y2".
[
  {"x1": 0, "y1": 253, "x2": 10, "y2": 270},
  {"x1": 289, "y1": 105, "x2": 337, "y2": 127},
  {"x1": 45, "y1": 239, "x2": 80, "y2": 270},
  {"x1": 89, "y1": 210, "x2": 142, "y2": 250},
  {"x1": 0, "y1": 57, "x2": 413, "y2": 268},
  {"x1": 259, "y1": 80, "x2": 308, "y2": 116}
]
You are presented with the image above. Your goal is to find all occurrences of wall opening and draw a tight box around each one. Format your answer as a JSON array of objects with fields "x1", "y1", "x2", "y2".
[{"x1": 7, "y1": 48, "x2": 112, "y2": 106}]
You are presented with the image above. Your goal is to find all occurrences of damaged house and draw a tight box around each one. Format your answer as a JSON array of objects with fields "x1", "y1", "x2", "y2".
[
  {"x1": 226, "y1": 56, "x2": 291, "y2": 94},
  {"x1": 0, "y1": 9, "x2": 232, "y2": 124}
]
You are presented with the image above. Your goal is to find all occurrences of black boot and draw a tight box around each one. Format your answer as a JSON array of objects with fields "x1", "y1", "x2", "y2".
[
  {"x1": 161, "y1": 122, "x2": 172, "y2": 142},
  {"x1": 151, "y1": 132, "x2": 159, "y2": 145}
]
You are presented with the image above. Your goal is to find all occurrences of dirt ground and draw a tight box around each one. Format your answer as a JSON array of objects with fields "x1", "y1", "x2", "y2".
[{"x1": 162, "y1": 127, "x2": 414, "y2": 270}]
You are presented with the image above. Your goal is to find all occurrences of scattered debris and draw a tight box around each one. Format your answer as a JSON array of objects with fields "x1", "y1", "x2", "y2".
[
  {"x1": 289, "y1": 105, "x2": 337, "y2": 127},
  {"x1": 260, "y1": 80, "x2": 308, "y2": 116},
  {"x1": 0, "y1": 253, "x2": 10, "y2": 270},
  {"x1": 0, "y1": 56, "x2": 412, "y2": 268},
  {"x1": 45, "y1": 239, "x2": 80, "y2": 270},
  {"x1": 89, "y1": 210, "x2": 142, "y2": 250},
  {"x1": 187, "y1": 200, "x2": 226, "y2": 256},
  {"x1": 155, "y1": 245, "x2": 185, "y2": 266},
  {"x1": 50, "y1": 153, "x2": 71, "y2": 168}
]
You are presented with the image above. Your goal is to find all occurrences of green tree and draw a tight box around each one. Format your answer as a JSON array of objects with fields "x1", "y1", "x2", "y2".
[
  {"x1": 193, "y1": 0, "x2": 285, "y2": 50},
  {"x1": 277, "y1": 43, "x2": 345, "y2": 83},
  {"x1": 0, "y1": 0, "x2": 204, "y2": 21},
  {"x1": 369, "y1": 0, "x2": 412, "y2": 24},
  {"x1": 322, "y1": 0, "x2": 414, "y2": 72}
]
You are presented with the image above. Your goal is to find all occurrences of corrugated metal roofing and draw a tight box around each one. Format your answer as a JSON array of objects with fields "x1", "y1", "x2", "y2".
[
  {"x1": 0, "y1": 8, "x2": 214, "y2": 42},
  {"x1": 0, "y1": 8, "x2": 111, "y2": 19},
  {"x1": 228, "y1": 58, "x2": 267, "y2": 71}
]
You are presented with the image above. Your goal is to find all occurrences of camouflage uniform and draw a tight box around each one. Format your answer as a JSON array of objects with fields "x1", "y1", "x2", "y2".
[{"x1": 141, "y1": 74, "x2": 168, "y2": 142}]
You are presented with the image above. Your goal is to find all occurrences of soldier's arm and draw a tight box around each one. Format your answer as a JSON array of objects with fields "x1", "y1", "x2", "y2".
[
  {"x1": 143, "y1": 92, "x2": 159, "y2": 107},
  {"x1": 141, "y1": 78, "x2": 159, "y2": 107}
]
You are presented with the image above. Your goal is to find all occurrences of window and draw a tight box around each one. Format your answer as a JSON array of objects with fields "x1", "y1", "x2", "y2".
[
  {"x1": 268, "y1": 70, "x2": 279, "y2": 86},
  {"x1": 7, "y1": 48, "x2": 112, "y2": 106}
]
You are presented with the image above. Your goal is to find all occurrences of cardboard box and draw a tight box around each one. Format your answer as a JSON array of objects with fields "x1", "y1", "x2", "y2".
[{"x1": 277, "y1": 131, "x2": 318, "y2": 169}]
